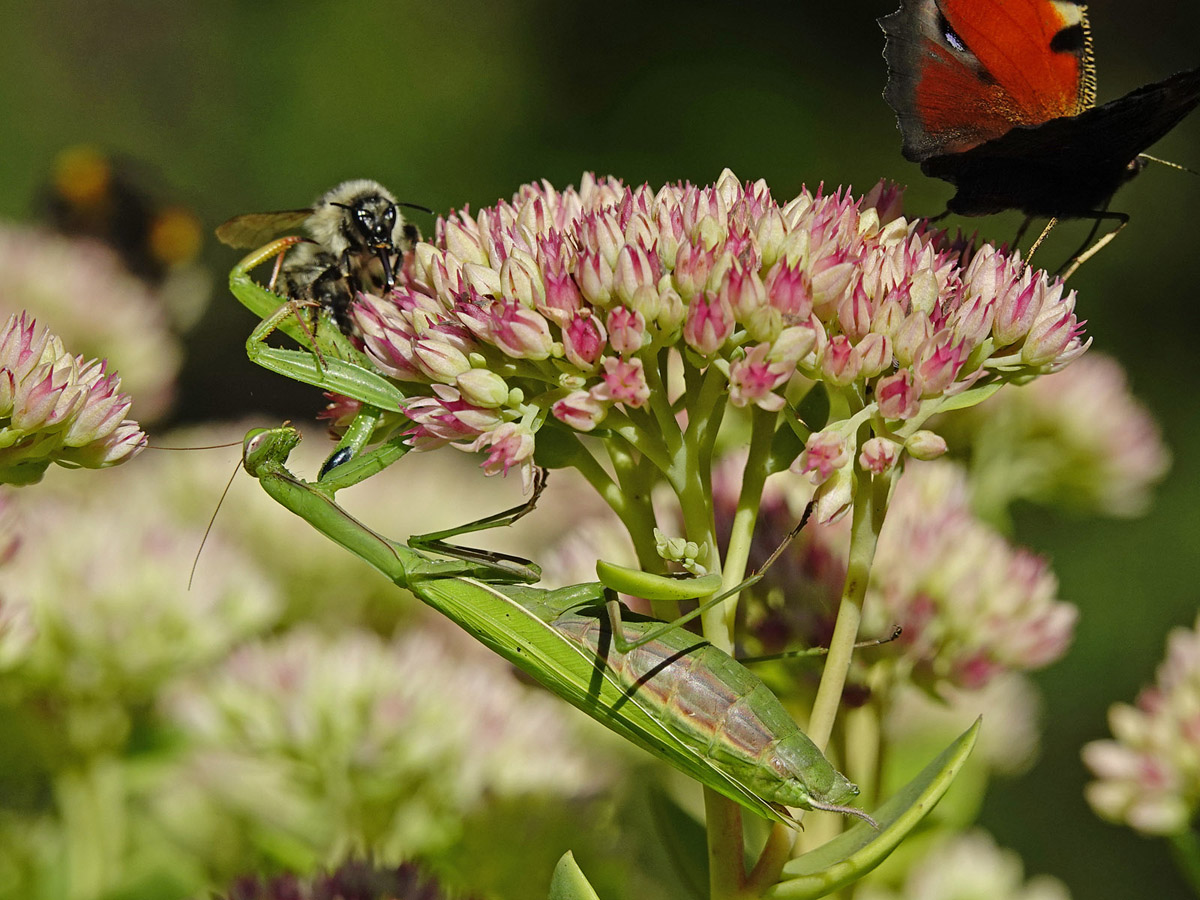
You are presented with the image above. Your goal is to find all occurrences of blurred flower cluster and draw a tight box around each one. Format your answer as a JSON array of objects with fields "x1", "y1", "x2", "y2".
[
  {"x1": 936, "y1": 352, "x2": 1169, "y2": 521},
  {"x1": 220, "y1": 859, "x2": 471, "y2": 900},
  {"x1": 159, "y1": 624, "x2": 603, "y2": 863},
  {"x1": 350, "y1": 170, "x2": 1086, "y2": 508},
  {"x1": 1083, "y1": 612, "x2": 1200, "y2": 835},
  {"x1": 0, "y1": 223, "x2": 185, "y2": 422},
  {"x1": 0, "y1": 469, "x2": 279, "y2": 757},
  {"x1": 860, "y1": 830, "x2": 1070, "y2": 900},
  {"x1": 0, "y1": 314, "x2": 146, "y2": 485},
  {"x1": 866, "y1": 461, "x2": 1076, "y2": 692}
]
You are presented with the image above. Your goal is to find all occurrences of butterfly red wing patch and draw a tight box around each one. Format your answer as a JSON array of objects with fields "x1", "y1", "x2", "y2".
[{"x1": 881, "y1": 0, "x2": 1093, "y2": 160}]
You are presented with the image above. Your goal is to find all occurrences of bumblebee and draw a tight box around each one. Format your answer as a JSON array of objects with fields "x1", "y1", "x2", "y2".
[{"x1": 216, "y1": 179, "x2": 419, "y2": 333}]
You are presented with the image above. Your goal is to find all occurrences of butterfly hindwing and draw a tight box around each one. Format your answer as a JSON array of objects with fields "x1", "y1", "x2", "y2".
[{"x1": 922, "y1": 67, "x2": 1200, "y2": 216}]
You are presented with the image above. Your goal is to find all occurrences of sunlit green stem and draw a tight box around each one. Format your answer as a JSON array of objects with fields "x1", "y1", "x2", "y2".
[
  {"x1": 57, "y1": 755, "x2": 124, "y2": 900},
  {"x1": 707, "y1": 786, "x2": 746, "y2": 900},
  {"x1": 1169, "y1": 829, "x2": 1200, "y2": 896},
  {"x1": 807, "y1": 466, "x2": 892, "y2": 755},
  {"x1": 720, "y1": 408, "x2": 778, "y2": 631}
]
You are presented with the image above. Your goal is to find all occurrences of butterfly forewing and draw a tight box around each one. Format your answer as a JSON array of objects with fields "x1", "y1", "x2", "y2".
[{"x1": 881, "y1": 0, "x2": 1093, "y2": 161}]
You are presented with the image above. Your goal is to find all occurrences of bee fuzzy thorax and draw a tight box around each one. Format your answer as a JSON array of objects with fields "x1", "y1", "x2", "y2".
[{"x1": 308, "y1": 179, "x2": 402, "y2": 257}]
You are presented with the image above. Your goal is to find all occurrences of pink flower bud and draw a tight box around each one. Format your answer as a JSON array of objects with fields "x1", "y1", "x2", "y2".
[
  {"x1": 859, "y1": 436, "x2": 901, "y2": 474},
  {"x1": 876, "y1": 369, "x2": 921, "y2": 420},
  {"x1": 837, "y1": 283, "x2": 872, "y2": 341},
  {"x1": 812, "y1": 464, "x2": 855, "y2": 524},
  {"x1": 1022, "y1": 299, "x2": 1083, "y2": 367},
  {"x1": 577, "y1": 249, "x2": 614, "y2": 307},
  {"x1": 857, "y1": 332, "x2": 893, "y2": 378},
  {"x1": 755, "y1": 207, "x2": 787, "y2": 269},
  {"x1": 764, "y1": 261, "x2": 813, "y2": 320},
  {"x1": 821, "y1": 335, "x2": 861, "y2": 386},
  {"x1": 672, "y1": 240, "x2": 715, "y2": 299},
  {"x1": 916, "y1": 335, "x2": 967, "y2": 397},
  {"x1": 719, "y1": 263, "x2": 767, "y2": 322},
  {"x1": 413, "y1": 336, "x2": 472, "y2": 383},
  {"x1": 894, "y1": 309, "x2": 933, "y2": 367},
  {"x1": 682, "y1": 292, "x2": 734, "y2": 356},
  {"x1": 541, "y1": 271, "x2": 583, "y2": 325},
  {"x1": 563, "y1": 312, "x2": 606, "y2": 370},
  {"x1": 593, "y1": 356, "x2": 650, "y2": 408},
  {"x1": 906, "y1": 430, "x2": 948, "y2": 460},
  {"x1": 993, "y1": 273, "x2": 1042, "y2": 346},
  {"x1": 455, "y1": 368, "x2": 511, "y2": 408},
  {"x1": 728, "y1": 343, "x2": 788, "y2": 411},
  {"x1": 472, "y1": 421, "x2": 536, "y2": 482},
  {"x1": 606, "y1": 307, "x2": 647, "y2": 356},
  {"x1": 443, "y1": 220, "x2": 489, "y2": 267},
  {"x1": 500, "y1": 249, "x2": 546, "y2": 308},
  {"x1": 615, "y1": 243, "x2": 657, "y2": 305},
  {"x1": 553, "y1": 389, "x2": 607, "y2": 431},
  {"x1": 793, "y1": 428, "x2": 851, "y2": 484},
  {"x1": 487, "y1": 301, "x2": 554, "y2": 360}
]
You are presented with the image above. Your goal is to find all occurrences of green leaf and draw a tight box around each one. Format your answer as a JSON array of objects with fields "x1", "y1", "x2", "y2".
[
  {"x1": 548, "y1": 852, "x2": 601, "y2": 900},
  {"x1": 930, "y1": 381, "x2": 1003, "y2": 414},
  {"x1": 766, "y1": 718, "x2": 980, "y2": 899}
]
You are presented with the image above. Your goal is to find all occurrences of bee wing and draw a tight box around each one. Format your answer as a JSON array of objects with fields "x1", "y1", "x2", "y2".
[{"x1": 214, "y1": 209, "x2": 314, "y2": 248}]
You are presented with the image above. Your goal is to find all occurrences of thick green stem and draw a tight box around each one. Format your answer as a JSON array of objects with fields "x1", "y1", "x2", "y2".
[
  {"x1": 744, "y1": 823, "x2": 794, "y2": 897},
  {"x1": 718, "y1": 408, "x2": 777, "y2": 633},
  {"x1": 807, "y1": 467, "x2": 891, "y2": 754},
  {"x1": 706, "y1": 786, "x2": 746, "y2": 900}
]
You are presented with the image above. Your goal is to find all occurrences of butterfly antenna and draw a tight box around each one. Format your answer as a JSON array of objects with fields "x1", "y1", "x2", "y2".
[
  {"x1": 1138, "y1": 153, "x2": 1200, "y2": 177},
  {"x1": 1025, "y1": 217, "x2": 1058, "y2": 266}
]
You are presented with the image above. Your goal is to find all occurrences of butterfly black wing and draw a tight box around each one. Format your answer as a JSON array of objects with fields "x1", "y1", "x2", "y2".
[{"x1": 921, "y1": 66, "x2": 1200, "y2": 217}]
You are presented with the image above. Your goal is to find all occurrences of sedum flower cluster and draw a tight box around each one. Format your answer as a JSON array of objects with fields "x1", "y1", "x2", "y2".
[
  {"x1": 160, "y1": 625, "x2": 602, "y2": 861},
  {"x1": 0, "y1": 313, "x2": 146, "y2": 485},
  {"x1": 1083, "y1": 612, "x2": 1200, "y2": 835},
  {"x1": 351, "y1": 170, "x2": 1087, "y2": 503},
  {"x1": 0, "y1": 223, "x2": 186, "y2": 422}
]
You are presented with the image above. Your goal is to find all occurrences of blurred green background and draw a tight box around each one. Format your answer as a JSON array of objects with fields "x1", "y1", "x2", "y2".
[{"x1": 1, "y1": 1, "x2": 1197, "y2": 897}]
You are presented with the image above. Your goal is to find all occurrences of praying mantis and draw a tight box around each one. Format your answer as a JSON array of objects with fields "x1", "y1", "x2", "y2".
[{"x1": 228, "y1": 236, "x2": 979, "y2": 898}]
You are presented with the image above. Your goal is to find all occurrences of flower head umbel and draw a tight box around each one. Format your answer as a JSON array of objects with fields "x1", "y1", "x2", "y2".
[
  {"x1": 0, "y1": 222, "x2": 186, "y2": 422},
  {"x1": 350, "y1": 171, "x2": 1087, "y2": 493},
  {"x1": 0, "y1": 313, "x2": 146, "y2": 484},
  {"x1": 1083, "y1": 612, "x2": 1200, "y2": 835}
]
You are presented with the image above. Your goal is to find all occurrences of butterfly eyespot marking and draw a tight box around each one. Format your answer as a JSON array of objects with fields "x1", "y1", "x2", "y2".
[{"x1": 937, "y1": 12, "x2": 968, "y2": 55}]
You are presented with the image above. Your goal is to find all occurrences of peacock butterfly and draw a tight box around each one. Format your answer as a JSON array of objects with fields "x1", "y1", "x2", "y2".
[{"x1": 878, "y1": 0, "x2": 1200, "y2": 223}]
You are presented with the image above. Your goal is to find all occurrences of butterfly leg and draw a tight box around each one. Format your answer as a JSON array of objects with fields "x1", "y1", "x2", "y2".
[{"x1": 1059, "y1": 211, "x2": 1130, "y2": 280}]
